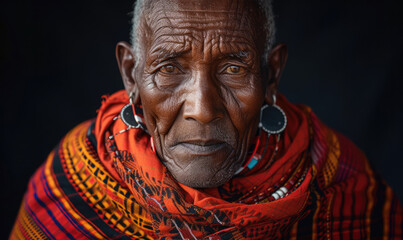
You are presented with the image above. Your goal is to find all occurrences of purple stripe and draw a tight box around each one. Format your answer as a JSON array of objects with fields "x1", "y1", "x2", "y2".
[
  {"x1": 32, "y1": 178, "x2": 76, "y2": 240},
  {"x1": 25, "y1": 186, "x2": 56, "y2": 240},
  {"x1": 40, "y1": 168, "x2": 97, "y2": 239}
]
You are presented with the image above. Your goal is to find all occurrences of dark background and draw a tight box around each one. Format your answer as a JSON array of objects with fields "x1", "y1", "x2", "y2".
[{"x1": 1, "y1": 0, "x2": 402, "y2": 237}]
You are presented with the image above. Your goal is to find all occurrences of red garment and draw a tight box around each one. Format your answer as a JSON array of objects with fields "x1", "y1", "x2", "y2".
[
  {"x1": 10, "y1": 90, "x2": 403, "y2": 239},
  {"x1": 93, "y1": 90, "x2": 401, "y2": 239}
]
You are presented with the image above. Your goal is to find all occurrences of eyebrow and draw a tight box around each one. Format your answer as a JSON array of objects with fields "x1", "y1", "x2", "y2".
[
  {"x1": 155, "y1": 50, "x2": 188, "y2": 63},
  {"x1": 149, "y1": 47, "x2": 253, "y2": 65},
  {"x1": 149, "y1": 43, "x2": 191, "y2": 64},
  {"x1": 217, "y1": 50, "x2": 254, "y2": 66},
  {"x1": 226, "y1": 51, "x2": 251, "y2": 60}
]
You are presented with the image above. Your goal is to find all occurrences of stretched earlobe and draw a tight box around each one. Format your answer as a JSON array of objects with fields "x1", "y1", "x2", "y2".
[
  {"x1": 264, "y1": 43, "x2": 288, "y2": 104},
  {"x1": 116, "y1": 41, "x2": 139, "y2": 103},
  {"x1": 129, "y1": 89, "x2": 140, "y2": 105}
]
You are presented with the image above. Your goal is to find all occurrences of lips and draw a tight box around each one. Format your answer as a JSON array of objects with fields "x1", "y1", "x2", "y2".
[{"x1": 171, "y1": 139, "x2": 228, "y2": 155}]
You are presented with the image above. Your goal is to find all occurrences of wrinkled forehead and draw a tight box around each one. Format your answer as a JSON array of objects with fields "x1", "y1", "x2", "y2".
[
  {"x1": 145, "y1": 0, "x2": 260, "y2": 20},
  {"x1": 141, "y1": 0, "x2": 265, "y2": 55}
]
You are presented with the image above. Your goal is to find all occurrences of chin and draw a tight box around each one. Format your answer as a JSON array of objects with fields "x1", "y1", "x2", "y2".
[
  {"x1": 174, "y1": 171, "x2": 235, "y2": 188},
  {"x1": 158, "y1": 136, "x2": 245, "y2": 188},
  {"x1": 164, "y1": 156, "x2": 242, "y2": 188},
  {"x1": 185, "y1": 174, "x2": 233, "y2": 188}
]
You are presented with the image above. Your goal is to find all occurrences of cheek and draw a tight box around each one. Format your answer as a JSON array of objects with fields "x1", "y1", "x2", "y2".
[
  {"x1": 223, "y1": 80, "x2": 265, "y2": 133},
  {"x1": 139, "y1": 83, "x2": 181, "y2": 136}
]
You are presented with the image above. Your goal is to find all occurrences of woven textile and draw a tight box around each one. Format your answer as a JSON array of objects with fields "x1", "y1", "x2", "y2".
[{"x1": 10, "y1": 90, "x2": 402, "y2": 239}]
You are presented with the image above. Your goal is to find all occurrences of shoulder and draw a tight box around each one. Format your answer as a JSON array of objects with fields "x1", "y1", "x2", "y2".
[
  {"x1": 302, "y1": 111, "x2": 403, "y2": 239},
  {"x1": 10, "y1": 120, "x2": 99, "y2": 239},
  {"x1": 10, "y1": 120, "x2": 153, "y2": 239},
  {"x1": 309, "y1": 111, "x2": 369, "y2": 188}
]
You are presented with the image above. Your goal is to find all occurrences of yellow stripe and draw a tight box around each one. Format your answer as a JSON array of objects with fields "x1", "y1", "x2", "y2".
[
  {"x1": 322, "y1": 131, "x2": 340, "y2": 187},
  {"x1": 10, "y1": 202, "x2": 47, "y2": 239},
  {"x1": 44, "y1": 141, "x2": 106, "y2": 239},
  {"x1": 75, "y1": 126, "x2": 153, "y2": 228},
  {"x1": 62, "y1": 122, "x2": 154, "y2": 238}
]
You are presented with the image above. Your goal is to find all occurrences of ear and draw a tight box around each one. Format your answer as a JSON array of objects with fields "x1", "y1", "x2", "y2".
[
  {"x1": 116, "y1": 41, "x2": 140, "y2": 103},
  {"x1": 264, "y1": 43, "x2": 288, "y2": 104}
]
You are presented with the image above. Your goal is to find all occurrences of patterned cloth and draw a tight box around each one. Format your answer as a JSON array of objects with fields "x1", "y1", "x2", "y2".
[{"x1": 10, "y1": 90, "x2": 402, "y2": 239}]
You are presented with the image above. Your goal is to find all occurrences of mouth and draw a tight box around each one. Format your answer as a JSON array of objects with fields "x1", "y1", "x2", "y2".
[{"x1": 171, "y1": 140, "x2": 227, "y2": 155}]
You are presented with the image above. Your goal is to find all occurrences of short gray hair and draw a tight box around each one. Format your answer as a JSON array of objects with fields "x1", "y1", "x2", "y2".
[{"x1": 130, "y1": 0, "x2": 276, "y2": 64}]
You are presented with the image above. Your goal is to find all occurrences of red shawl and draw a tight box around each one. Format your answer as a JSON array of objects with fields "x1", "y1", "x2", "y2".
[
  {"x1": 95, "y1": 90, "x2": 313, "y2": 239},
  {"x1": 11, "y1": 90, "x2": 402, "y2": 239}
]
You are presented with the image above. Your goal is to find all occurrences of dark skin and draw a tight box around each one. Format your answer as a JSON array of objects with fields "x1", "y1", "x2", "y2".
[{"x1": 116, "y1": 0, "x2": 288, "y2": 188}]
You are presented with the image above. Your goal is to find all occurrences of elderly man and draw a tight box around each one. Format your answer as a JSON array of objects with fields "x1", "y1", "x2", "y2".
[{"x1": 11, "y1": 0, "x2": 402, "y2": 239}]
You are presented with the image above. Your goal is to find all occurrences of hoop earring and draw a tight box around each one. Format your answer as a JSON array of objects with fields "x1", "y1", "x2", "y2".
[
  {"x1": 259, "y1": 95, "x2": 287, "y2": 135},
  {"x1": 119, "y1": 92, "x2": 141, "y2": 128},
  {"x1": 108, "y1": 92, "x2": 149, "y2": 139}
]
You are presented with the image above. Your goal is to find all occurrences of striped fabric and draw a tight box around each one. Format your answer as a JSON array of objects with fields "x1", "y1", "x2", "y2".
[
  {"x1": 288, "y1": 112, "x2": 403, "y2": 239},
  {"x1": 10, "y1": 92, "x2": 402, "y2": 239},
  {"x1": 11, "y1": 121, "x2": 155, "y2": 239}
]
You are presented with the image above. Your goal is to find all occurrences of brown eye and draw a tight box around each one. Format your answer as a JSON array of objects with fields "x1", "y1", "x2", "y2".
[
  {"x1": 225, "y1": 65, "x2": 244, "y2": 74},
  {"x1": 160, "y1": 65, "x2": 178, "y2": 74}
]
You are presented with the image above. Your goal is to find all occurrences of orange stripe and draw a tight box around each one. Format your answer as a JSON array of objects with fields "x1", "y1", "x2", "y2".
[
  {"x1": 63, "y1": 123, "x2": 155, "y2": 238},
  {"x1": 74, "y1": 125, "x2": 154, "y2": 233},
  {"x1": 311, "y1": 190, "x2": 322, "y2": 240},
  {"x1": 288, "y1": 221, "x2": 298, "y2": 240},
  {"x1": 393, "y1": 199, "x2": 403, "y2": 237},
  {"x1": 325, "y1": 190, "x2": 335, "y2": 240},
  {"x1": 382, "y1": 186, "x2": 393, "y2": 240},
  {"x1": 45, "y1": 149, "x2": 106, "y2": 239},
  {"x1": 364, "y1": 160, "x2": 376, "y2": 240}
]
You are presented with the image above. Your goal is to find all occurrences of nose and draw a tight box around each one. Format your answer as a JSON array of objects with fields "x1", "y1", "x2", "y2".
[{"x1": 182, "y1": 70, "x2": 224, "y2": 124}]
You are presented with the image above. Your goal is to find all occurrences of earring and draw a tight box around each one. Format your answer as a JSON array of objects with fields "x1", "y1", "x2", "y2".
[
  {"x1": 120, "y1": 92, "x2": 140, "y2": 128},
  {"x1": 259, "y1": 95, "x2": 287, "y2": 134},
  {"x1": 122, "y1": 92, "x2": 148, "y2": 131},
  {"x1": 108, "y1": 92, "x2": 148, "y2": 139}
]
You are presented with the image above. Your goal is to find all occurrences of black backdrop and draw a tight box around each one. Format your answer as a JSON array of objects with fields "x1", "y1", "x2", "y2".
[{"x1": 1, "y1": 0, "x2": 402, "y2": 237}]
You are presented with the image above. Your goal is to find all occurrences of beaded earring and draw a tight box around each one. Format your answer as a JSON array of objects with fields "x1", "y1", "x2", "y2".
[
  {"x1": 259, "y1": 95, "x2": 287, "y2": 135},
  {"x1": 108, "y1": 92, "x2": 149, "y2": 140}
]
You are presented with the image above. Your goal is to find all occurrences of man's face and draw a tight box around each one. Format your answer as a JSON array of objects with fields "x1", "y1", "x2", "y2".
[{"x1": 135, "y1": 0, "x2": 267, "y2": 188}]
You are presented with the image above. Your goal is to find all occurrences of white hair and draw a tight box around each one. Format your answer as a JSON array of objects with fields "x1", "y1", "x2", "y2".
[
  {"x1": 130, "y1": 0, "x2": 146, "y2": 66},
  {"x1": 130, "y1": 0, "x2": 276, "y2": 65}
]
